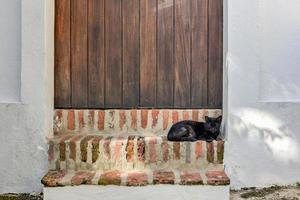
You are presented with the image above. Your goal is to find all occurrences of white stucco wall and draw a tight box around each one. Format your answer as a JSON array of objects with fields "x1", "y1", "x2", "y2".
[
  {"x1": 225, "y1": 0, "x2": 300, "y2": 189},
  {"x1": 0, "y1": 0, "x2": 21, "y2": 102},
  {"x1": 0, "y1": 0, "x2": 54, "y2": 193},
  {"x1": 1, "y1": 0, "x2": 300, "y2": 193}
]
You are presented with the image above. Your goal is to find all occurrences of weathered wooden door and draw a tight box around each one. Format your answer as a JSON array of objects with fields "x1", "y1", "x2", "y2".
[{"x1": 55, "y1": 0, "x2": 223, "y2": 109}]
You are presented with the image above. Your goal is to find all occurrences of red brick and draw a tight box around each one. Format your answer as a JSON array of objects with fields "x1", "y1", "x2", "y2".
[
  {"x1": 71, "y1": 171, "x2": 95, "y2": 185},
  {"x1": 206, "y1": 171, "x2": 230, "y2": 185},
  {"x1": 163, "y1": 110, "x2": 169, "y2": 130},
  {"x1": 141, "y1": 109, "x2": 148, "y2": 129},
  {"x1": 99, "y1": 170, "x2": 122, "y2": 185},
  {"x1": 80, "y1": 136, "x2": 95, "y2": 162},
  {"x1": 152, "y1": 109, "x2": 159, "y2": 128},
  {"x1": 180, "y1": 171, "x2": 203, "y2": 185},
  {"x1": 217, "y1": 141, "x2": 225, "y2": 164},
  {"x1": 126, "y1": 136, "x2": 135, "y2": 162},
  {"x1": 92, "y1": 136, "x2": 103, "y2": 163},
  {"x1": 207, "y1": 142, "x2": 214, "y2": 163},
  {"x1": 149, "y1": 137, "x2": 157, "y2": 163},
  {"x1": 78, "y1": 111, "x2": 84, "y2": 129},
  {"x1": 103, "y1": 136, "x2": 112, "y2": 160},
  {"x1": 172, "y1": 110, "x2": 179, "y2": 124},
  {"x1": 153, "y1": 171, "x2": 175, "y2": 184},
  {"x1": 59, "y1": 135, "x2": 73, "y2": 161},
  {"x1": 185, "y1": 142, "x2": 191, "y2": 163},
  {"x1": 70, "y1": 135, "x2": 84, "y2": 161},
  {"x1": 48, "y1": 141, "x2": 54, "y2": 162},
  {"x1": 173, "y1": 142, "x2": 180, "y2": 160},
  {"x1": 119, "y1": 110, "x2": 126, "y2": 130},
  {"x1": 108, "y1": 111, "x2": 115, "y2": 129},
  {"x1": 98, "y1": 111, "x2": 105, "y2": 130},
  {"x1": 183, "y1": 111, "x2": 189, "y2": 120},
  {"x1": 131, "y1": 110, "x2": 137, "y2": 130},
  {"x1": 137, "y1": 137, "x2": 145, "y2": 162},
  {"x1": 203, "y1": 109, "x2": 209, "y2": 120},
  {"x1": 195, "y1": 141, "x2": 203, "y2": 159},
  {"x1": 42, "y1": 170, "x2": 66, "y2": 187},
  {"x1": 161, "y1": 137, "x2": 169, "y2": 162},
  {"x1": 54, "y1": 110, "x2": 63, "y2": 135},
  {"x1": 192, "y1": 110, "x2": 199, "y2": 121},
  {"x1": 115, "y1": 137, "x2": 124, "y2": 161},
  {"x1": 68, "y1": 110, "x2": 75, "y2": 130},
  {"x1": 127, "y1": 172, "x2": 148, "y2": 186},
  {"x1": 56, "y1": 110, "x2": 63, "y2": 119},
  {"x1": 88, "y1": 111, "x2": 95, "y2": 128}
]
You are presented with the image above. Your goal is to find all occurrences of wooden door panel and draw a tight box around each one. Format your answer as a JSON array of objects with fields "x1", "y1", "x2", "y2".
[
  {"x1": 191, "y1": 0, "x2": 209, "y2": 107},
  {"x1": 123, "y1": 0, "x2": 140, "y2": 107},
  {"x1": 71, "y1": 0, "x2": 88, "y2": 108},
  {"x1": 208, "y1": 0, "x2": 223, "y2": 108},
  {"x1": 157, "y1": 0, "x2": 174, "y2": 108},
  {"x1": 55, "y1": 0, "x2": 71, "y2": 107},
  {"x1": 88, "y1": 0, "x2": 105, "y2": 108},
  {"x1": 105, "y1": 0, "x2": 122, "y2": 108},
  {"x1": 140, "y1": 0, "x2": 157, "y2": 107},
  {"x1": 55, "y1": 0, "x2": 223, "y2": 109},
  {"x1": 174, "y1": 0, "x2": 191, "y2": 108}
]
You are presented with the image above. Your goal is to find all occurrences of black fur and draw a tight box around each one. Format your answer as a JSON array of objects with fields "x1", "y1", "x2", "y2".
[{"x1": 167, "y1": 116, "x2": 222, "y2": 142}]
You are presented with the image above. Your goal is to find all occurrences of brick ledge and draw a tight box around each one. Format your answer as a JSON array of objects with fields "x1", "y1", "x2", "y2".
[{"x1": 42, "y1": 169, "x2": 230, "y2": 187}]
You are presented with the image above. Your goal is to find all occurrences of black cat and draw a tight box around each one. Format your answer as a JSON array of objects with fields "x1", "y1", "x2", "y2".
[{"x1": 167, "y1": 116, "x2": 222, "y2": 142}]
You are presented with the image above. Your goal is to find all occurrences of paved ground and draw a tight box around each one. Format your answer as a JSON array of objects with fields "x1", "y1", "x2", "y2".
[
  {"x1": 0, "y1": 193, "x2": 42, "y2": 200},
  {"x1": 231, "y1": 186, "x2": 300, "y2": 200},
  {"x1": 0, "y1": 186, "x2": 299, "y2": 200}
]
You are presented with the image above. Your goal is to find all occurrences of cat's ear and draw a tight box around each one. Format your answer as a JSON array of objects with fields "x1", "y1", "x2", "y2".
[
  {"x1": 216, "y1": 116, "x2": 222, "y2": 123},
  {"x1": 205, "y1": 116, "x2": 209, "y2": 122}
]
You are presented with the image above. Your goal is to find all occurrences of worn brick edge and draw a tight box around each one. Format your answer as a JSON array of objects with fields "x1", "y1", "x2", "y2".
[{"x1": 42, "y1": 169, "x2": 229, "y2": 187}]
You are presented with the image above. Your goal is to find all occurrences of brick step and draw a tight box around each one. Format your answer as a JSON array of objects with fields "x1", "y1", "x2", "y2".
[
  {"x1": 48, "y1": 135, "x2": 225, "y2": 171},
  {"x1": 42, "y1": 169, "x2": 230, "y2": 187},
  {"x1": 54, "y1": 109, "x2": 222, "y2": 135}
]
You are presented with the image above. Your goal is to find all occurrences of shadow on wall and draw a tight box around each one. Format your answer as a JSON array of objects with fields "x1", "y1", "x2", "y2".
[
  {"x1": 260, "y1": 71, "x2": 300, "y2": 102},
  {"x1": 230, "y1": 108, "x2": 299, "y2": 163}
]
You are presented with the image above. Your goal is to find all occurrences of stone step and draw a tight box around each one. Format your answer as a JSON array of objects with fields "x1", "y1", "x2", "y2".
[
  {"x1": 48, "y1": 135, "x2": 225, "y2": 171},
  {"x1": 42, "y1": 169, "x2": 230, "y2": 187},
  {"x1": 44, "y1": 185, "x2": 230, "y2": 200}
]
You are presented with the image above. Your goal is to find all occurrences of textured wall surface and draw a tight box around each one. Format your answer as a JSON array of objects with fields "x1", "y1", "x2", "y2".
[
  {"x1": 1, "y1": 0, "x2": 300, "y2": 193},
  {"x1": 224, "y1": 0, "x2": 300, "y2": 189},
  {"x1": 0, "y1": 0, "x2": 54, "y2": 193},
  {"x1": 0, "y1": 0, "x2": 21, "y2": 102}
]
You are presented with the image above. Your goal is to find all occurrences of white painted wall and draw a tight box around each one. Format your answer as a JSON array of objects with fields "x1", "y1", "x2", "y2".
[
  {"x1": 0, "y1": 0, "x2": 54, "y2": 193},
  {"x1": 225, "y1": 0, "x2": 300, "y2": 189},
  {"x1": 1, "y1": 0, "x2": 300, "y2": 193},
  {"x1": 260, "y1": 1, "x2": 300, "y2": 101},
  {"x1": 0, "y1": 0, "x2": 21, "y2": 102}
]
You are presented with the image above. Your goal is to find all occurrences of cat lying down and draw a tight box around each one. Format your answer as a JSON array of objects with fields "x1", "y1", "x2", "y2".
[{"x1": 167, "y1": 116, "x2": 222, "y2": 142}]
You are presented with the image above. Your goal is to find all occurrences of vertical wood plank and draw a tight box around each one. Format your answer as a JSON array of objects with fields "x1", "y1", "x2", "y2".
[
  {"x1": 140, "y1": 0, "x2": 157, "y2": 107},
  {"x1": 88, "y1": 0, "x2": 105, "y2": 108},
  {"x1": 157, "y1": 0, "x2": 174, "y2": 108},
  {"x1": 174, "y1": 0, "x2": 191, "y2": 108},
  {"x1": 208, "y1": 0, "x2": 223, "y2": 108},
  {"x1": 105, "y1": 0, "x2": 122, "y2": 108},
  {"x1": 191, "y1": 0, "x2": 208, "y2": 107},
  {"x1": 123, "y1": 0, "x2": 140, "y2": 108},
  {"x1": 55, "y1": 0, "x2": 71, "y2": 107},
  {"x1": 71, "y1": 0, "x2": 88, "y2": 107}
]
